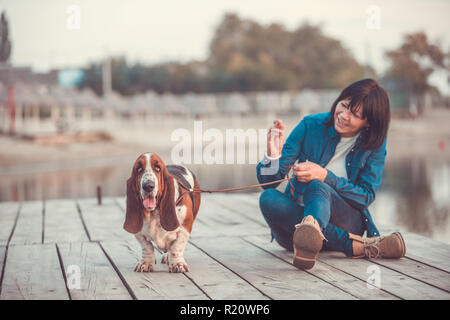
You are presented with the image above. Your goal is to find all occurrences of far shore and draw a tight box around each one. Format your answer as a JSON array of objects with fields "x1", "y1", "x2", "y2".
[{"x1": 1, "y1": 108, "x2": 449, "y2": 168}]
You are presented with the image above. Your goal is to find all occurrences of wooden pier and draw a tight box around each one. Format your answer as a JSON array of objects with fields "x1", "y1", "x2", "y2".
[{"x1": 0, "y1": 193, "x2": 449, "y2": 300}]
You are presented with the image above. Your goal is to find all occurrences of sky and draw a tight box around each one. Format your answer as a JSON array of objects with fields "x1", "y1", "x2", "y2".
[{"x1": 1, "y1": 0, "x2": 449, "y2": 93}]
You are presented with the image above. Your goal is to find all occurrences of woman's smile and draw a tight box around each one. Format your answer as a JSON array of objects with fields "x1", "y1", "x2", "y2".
[
  {"x1": 336, "y1": 115, "x2": 350, "y2": 128},
  {"x1": 334, "y1": 98, "x2": 367, "y2": 137}
]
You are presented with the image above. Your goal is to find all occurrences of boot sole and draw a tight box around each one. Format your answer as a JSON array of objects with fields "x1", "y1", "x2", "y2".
[{"x1": 293, "y1": 224, "x2": 323, "y2": 270}]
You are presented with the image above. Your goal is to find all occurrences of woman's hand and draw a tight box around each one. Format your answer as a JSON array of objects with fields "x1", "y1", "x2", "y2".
[
  {"x1": 293, "y1": 161, "x2": 328, "y2": 183},
  {"x1": 267, "y1": 120, "x2": 285, "y2": 158}
]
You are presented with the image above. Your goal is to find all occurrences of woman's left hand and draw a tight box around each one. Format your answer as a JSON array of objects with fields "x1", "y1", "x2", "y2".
[{"x1": 293, "y1": 161, "x2": 328, "y2": 183}]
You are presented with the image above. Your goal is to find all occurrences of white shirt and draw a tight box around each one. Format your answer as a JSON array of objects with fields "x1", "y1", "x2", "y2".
[{"x1": 325, "y1": 133, "x2": 360, "y2": 180}]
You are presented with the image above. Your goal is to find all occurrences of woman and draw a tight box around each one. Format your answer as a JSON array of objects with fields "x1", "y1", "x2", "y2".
[{"x1": 257, "y1": 78, "x2": 406, "y2": 270}]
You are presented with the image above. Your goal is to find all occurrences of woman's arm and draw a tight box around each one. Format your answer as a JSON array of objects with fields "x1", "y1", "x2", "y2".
[
  {"x1": 323, "y1": 138, "x2": 387, "y2": 211},
  {"x1": 256, "y1": 119, "x2": 307, "y2": 189}
]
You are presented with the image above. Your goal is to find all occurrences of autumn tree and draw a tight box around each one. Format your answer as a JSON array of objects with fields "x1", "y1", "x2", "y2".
[
  {"x1": 208, "y1": 13, "x2": 364, "y2": 91},
  {"x1": 385, "y1": 32, "x2": 448, "y2": 113}
]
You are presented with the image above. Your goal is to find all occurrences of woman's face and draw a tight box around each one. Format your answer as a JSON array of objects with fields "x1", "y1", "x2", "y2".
[{"x1": 334, "y1": 98, "x2": 368, "y2": 137}]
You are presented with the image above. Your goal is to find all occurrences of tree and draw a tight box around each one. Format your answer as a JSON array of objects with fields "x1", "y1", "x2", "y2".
[
  {"x1": 208, "y1": 13, "x2": 364, "y2": 91},
  {"x1": 0, "y1": 11, "x2": 12, "y2": 63},
  {"x1": 79, "y1": 13, "x2": 367, "y2": 94},
  {"x1": 385, "y1": 32, "x2": 448, "y2": 113}
]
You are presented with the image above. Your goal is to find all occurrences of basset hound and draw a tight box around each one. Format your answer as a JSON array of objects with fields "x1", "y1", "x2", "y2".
[{"x1": 123, "y1": 152, "x2": 201, "y2": 273}]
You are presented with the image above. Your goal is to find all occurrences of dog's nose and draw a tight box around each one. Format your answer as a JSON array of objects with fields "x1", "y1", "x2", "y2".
[{"x1": 142, "y1": 181, "x2": 155, "y2": 192}]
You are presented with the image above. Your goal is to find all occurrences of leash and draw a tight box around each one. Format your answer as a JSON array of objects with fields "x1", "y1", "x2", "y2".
[{"x1": 175, "y1": 164, "x2": 299, "y2": 205}]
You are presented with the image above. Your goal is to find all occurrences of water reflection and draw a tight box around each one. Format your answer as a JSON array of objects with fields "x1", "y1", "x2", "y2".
[
  {"x1": 372, "y1": 158, "x2": 450, "y2": 244},
  {"x1": 0, "y1": 155, "x2": 449, "y2": 244}
]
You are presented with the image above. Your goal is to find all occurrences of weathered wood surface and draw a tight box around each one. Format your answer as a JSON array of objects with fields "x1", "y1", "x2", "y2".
[
  {"x1": 44, "y1": 199, "x2": 88, "y2": 244},
  {"x1": 0, "y1": 194, "x2": 449, "y2": 300},
  {"x1": 100, "y1": 240, "x2": 208, "y2": 300},
  {"x1": 0, "y1": 202, "x2": 19, "y2": 246},
  {"x1": 9, "y1": 201, "x2": 42, "y2": 246},
  {"x1": 245, "y1": 235, "x2": 398, "y2": 300},
  {"x1": 57, "y1": 242, "x2": 131, "y2": 300},
  {"x1": 190, "y1": 236, "x2": 356, "y2": 300},
  {"x1": 0, "y1": 243, "x2": 69, "y2": 300}
]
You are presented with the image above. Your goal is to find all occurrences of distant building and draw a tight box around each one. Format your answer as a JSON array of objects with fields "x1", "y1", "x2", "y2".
[{"x1": 0, "y1": 64, "x2": 59, "y2": 86}]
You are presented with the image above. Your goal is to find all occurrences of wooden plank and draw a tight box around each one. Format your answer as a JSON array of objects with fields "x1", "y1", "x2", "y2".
[
  {"x1": 183, "y1": 243, "x2": 269, "y2": 300},
  {"x1": 189, "y1": 218, "x2": 223, "y2": 238},
  {"x1": 0, "y1": 246, "x2": 5, "y2": 270},
  {"x1": 114, "y1": 196, "x2": 126, "y2": 212},
  {"x1": 0, "y1": 245, "x2": 6, "y2": 294},
  {"x1": 367, "y1": 256, "x2": 450, "y2": 292},
  {"x1": 0, "y1": 202, "x2": 19, "y2": 246},
  {"x1": 198, "y1": 194, "x2": 270, "y2": 237},
  {"x1": 9, "y1": 200, "x2": 43, "y2": 245},
  {"x1": 100, "y1": 240, "x2": 208, "y2": 300},
  {"x1": 0, "y1": 243, "x2": 69, "y2": 300},
  {"x1": 44, "y1": 199, "x2": 89, "y2": 243},
  {"x1": 190, "y1": 236, "x2": 356, "y2": 299},
  {"x1": 77, "y1": 197, "x2": 134, "y2": 242},
  {"x1": 217, "y1": 192, "x2": 261, "y2": 209},
  {"x1": 379, "y1": 226, "x2": 450, "y2": 272},
  {"x1": 57, "y1": 242, "x2": 132, "y2": 300},
  {"x1": 206, "y1": 193, "x2": 268, "y2": 227},
  {"x1": 245, "y1": 235, "x2": 398, "y2": 300},
  {"x1": 317, "y1": 250, "x2": 450, "y2": 300}
]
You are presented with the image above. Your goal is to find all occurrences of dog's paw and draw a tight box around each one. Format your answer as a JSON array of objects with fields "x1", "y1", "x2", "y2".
[
  {"x1": 134, "y1": 260, "x2": 154, "y2": 272},
  {"x1": 168, "y1": 260, "x2": 189, "y2": 273},
  {"x1": 161, "y1": 253, "x2": 168, "y2": 265}
]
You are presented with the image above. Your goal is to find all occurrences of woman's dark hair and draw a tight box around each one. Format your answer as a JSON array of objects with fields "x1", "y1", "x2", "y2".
[{"x1": 324, "y1": 78, "x2": 390, "y2": 150}]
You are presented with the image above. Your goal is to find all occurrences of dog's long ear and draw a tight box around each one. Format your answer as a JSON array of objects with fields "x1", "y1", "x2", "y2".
[
  {"x1": 124, "y1": 176, "x2": 144, "y2": 234},
  {"x1": 159, "y1": 167, "x2": 180, "y2": 231}
]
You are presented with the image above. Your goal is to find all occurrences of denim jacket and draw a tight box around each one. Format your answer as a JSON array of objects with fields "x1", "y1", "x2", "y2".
[{"x1": 256, "y1": 112, "x2": 386, "y2": 237}]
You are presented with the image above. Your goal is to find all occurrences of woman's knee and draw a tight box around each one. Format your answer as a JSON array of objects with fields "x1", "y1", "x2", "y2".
[
  {"x1": 259, "y1": 188, "x2": 282, "y2": 214},
  {"x1": 304, "y1": 179, "x2": 332, "y2": 197}
]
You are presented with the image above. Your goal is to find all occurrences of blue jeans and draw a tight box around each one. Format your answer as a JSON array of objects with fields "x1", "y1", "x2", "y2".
[{"x1": 259, "y1": 180, "x2": 365, "y2": 257}]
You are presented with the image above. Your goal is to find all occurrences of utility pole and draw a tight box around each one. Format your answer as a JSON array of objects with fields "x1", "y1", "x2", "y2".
[
  {"x1": 102, "y1": 56, "x2": 112, "y2": 96},
  {"x1": 8, "y1": 84, "x2": 14, "y2": 134}
]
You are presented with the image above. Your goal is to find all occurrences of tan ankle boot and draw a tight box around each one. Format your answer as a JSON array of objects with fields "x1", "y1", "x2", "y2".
[
  {"x1": 293, "y1": 215, "x2": 327, "y2": 270},
  {"x1": 349, "y1": 232, "x2": 406, "y2": 259}
]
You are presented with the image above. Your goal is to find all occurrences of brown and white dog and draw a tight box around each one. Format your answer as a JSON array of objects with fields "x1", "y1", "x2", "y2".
[{"x1": 123, "y1": 152, "x2": 201, "y2": 273}]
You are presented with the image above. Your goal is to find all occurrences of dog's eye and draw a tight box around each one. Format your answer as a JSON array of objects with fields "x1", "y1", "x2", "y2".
[
  {"x1": 136, "y1": 166, "x2": 143, "y2": 174},
  {"x1": 154, "y1": 165, "x2": 161, "y2": 172}
]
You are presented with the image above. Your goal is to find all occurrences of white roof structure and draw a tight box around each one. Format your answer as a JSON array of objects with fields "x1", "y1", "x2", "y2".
[
  {"x1": 317, "y1": 89, "x2": 340, "y2": 112},
  {"x1": 291, "y1": 89, "x2": 320, "y2": 112},
  {"x1": 254, "y1": 91, "x2": 290, "y2": 113},
  {"x1": 101, "y1": 91, "x2": 127, "y2": 113},
  {"x1": 13, "y1": 83, "x2": 43, "y2": 106},
  {"x1": 159, "y1": 93, "x2": 185, "y2": 115},
  {"x1": 220, "y1": 92, "x2": 251, "y2": 114},
  {"x1": 73, "y1": 88, "x2": 102, "y2": 110},
  {"x1": 182, "y1": 93, "x2": 218, "y2": 116}
]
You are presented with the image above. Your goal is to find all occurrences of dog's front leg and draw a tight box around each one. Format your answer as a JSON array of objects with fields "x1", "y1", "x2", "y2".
[
  {"x1": 134, "y1": 234, "x2": 156, "y2": 272},
  {"x1": 167, "y1": 228, "x2": 190, "y2": 273}
]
